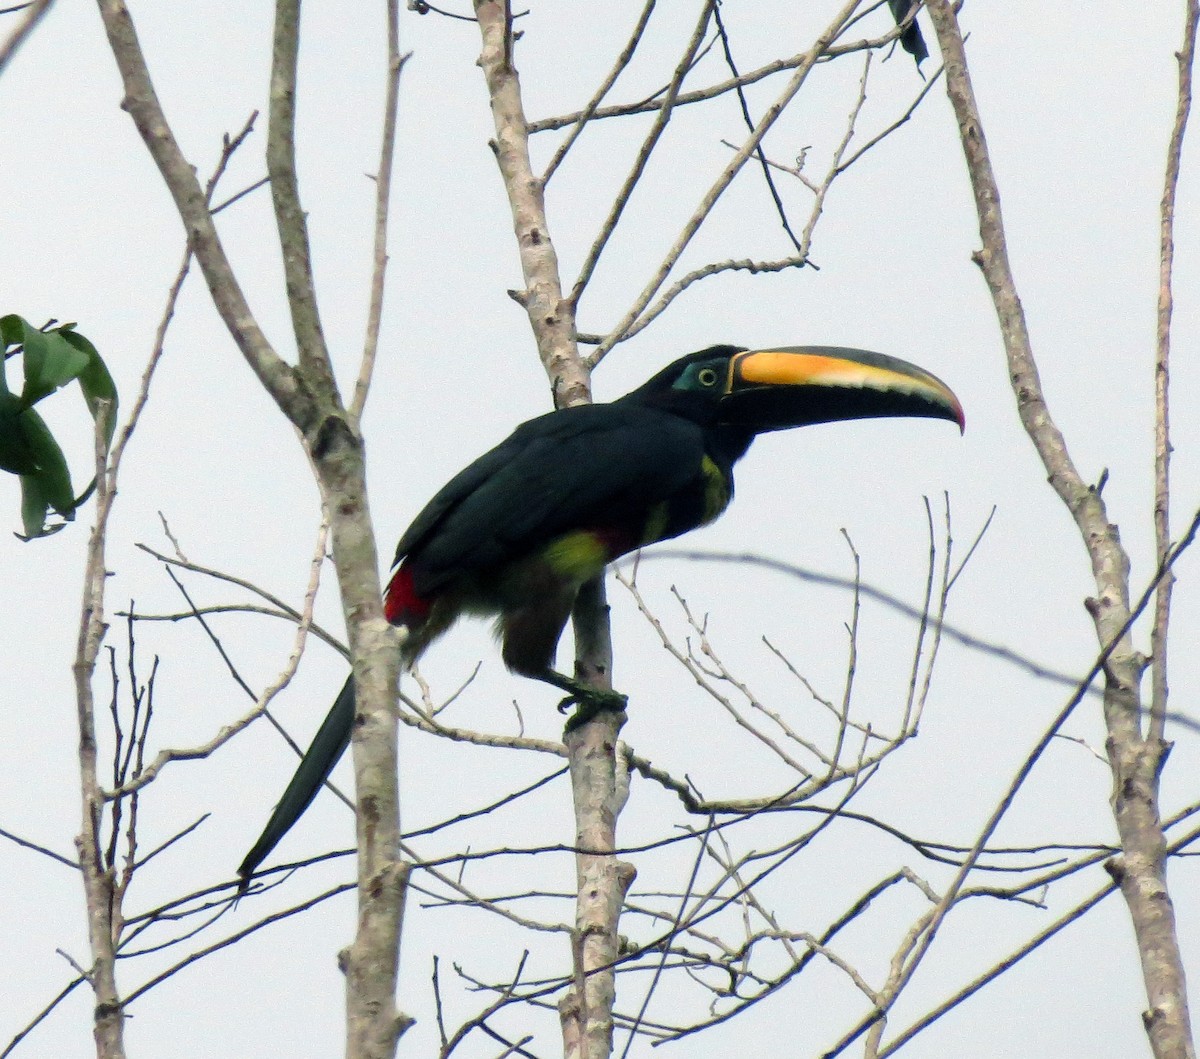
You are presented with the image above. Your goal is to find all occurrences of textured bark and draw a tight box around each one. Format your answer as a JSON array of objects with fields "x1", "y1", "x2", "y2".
[
  {"x1": 73, "y1": 432, "x2": 127, "y2": 1059},
  {"x1": 558, "y1": 582, "x2": 636, "y2": 1059},
  {"x1": 473, "y1": 8, "x2": 629, "y2": 1056},
  {"x1": 95, "y1": 0, "x2": 308, "y2": 429},
  {"x1": 924, "y1": 4, "x2": 1196, "y2": 1055},
  {"x1": 559, "y1": 714, "x2": 635, "y2": 1059},
  {"x1": 96, "y1": 2, "x2": 410, "y2": 1054},
  {"x1": 473, "y1": 0, "x2": 588, "y2": 407},
  {"x1": 312, "y1": 418, "x2": 405, "y2": 1059}
]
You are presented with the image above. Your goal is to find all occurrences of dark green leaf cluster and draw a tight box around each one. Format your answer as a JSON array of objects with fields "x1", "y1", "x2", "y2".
[{"x1": 0, "y1": 315, "x2": 118, "y2": 539}]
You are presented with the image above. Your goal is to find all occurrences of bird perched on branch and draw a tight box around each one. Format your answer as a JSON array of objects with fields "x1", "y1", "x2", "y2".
[
  {"x1": 888, "y1": 0, "x2": 929, "y2": 66},
  {"x1": 238, "y1": 344, "x2": 963, "y2": 886}
]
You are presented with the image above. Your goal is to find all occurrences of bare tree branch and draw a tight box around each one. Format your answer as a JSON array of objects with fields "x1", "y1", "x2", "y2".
[
  {"x1": 540, "y1": 1, "x2": 657, "y2": 186},
  {"x1": 351, "y1": 9, "x2": 409, "y2": 424},
  {"x1": 105, "y1": 522, "x2": 328, "y2": 800},
  {"x1": 94, "y1": 3, "x2": 411, "y2": 1051},
  {"x1": 590, "y1": 0, "x2": 867, "y2": 364},
  {"x1": 474, "y1": 0, "x2": 587, "y2": 403},
  {"x1": 528, "y1": 16, "x2": 925, "y2": 134},
  {"x1": 267, "y1": 0, "x2": 335, "y2": 399},
  {"x1": 823, "y1": 498, "x2": 1200, "y2": 1054},
  {"x1": 880, "y1": 818, "x2": 1200, "y2": 1057},
  {"x1": 60, "y1": 92, "x2": 266, "y2": 1059},
  {"x1": 0, "y1": 0, "x2": 50, "y2": 77},
  {"x1": 95, "y1": 0, "x2": 305, "y2": 422},
  {"x1": 568, "y1": 1, "x2": 714, "y2": 309},
  {"x1": 1149, "y1": 0, "x2": 1198, "y2": 745},
  {"x1": 923, "y1": 4, "x2": 1197, "y2": 1056},
  {"x1": 0, "y1": 826, "x2": 78, "y2": 870},
  {"x1": 627, "y1": 548, "x2": 1103, "y2": 696},
  {"x1": 72, "y1": 401, "x2": 126, "y2": 1058}
]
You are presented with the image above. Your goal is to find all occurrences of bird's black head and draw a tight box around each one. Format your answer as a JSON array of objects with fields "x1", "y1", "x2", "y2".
[
  {"x1": 623, "y1": 344, "x2": 964, "y2": 439},
  {"x1": 621, "y1": 345, "x2": 748, "y2": 424}
]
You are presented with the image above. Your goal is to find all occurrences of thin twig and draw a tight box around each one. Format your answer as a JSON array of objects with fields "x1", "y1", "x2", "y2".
[
  {"x1": 1149, "y1": 0, "x2": 1197, "y2": 744},
  {"x1": 879, "y1": 818, "x2": 1200, "y2": 1056},
  {"x1": 541, "y1": 0, "x2": 657, "y2": 186},
  {"x1": 0, "y1": 0, "x2": 51, "y2": 77},
  {"x1": 589, "y1": 0, "x2": 870, "y2": 365},
  {"x1": 712, "y1": 1, "x2": 805, "y2": 254},
  {"x1": 819, "y1": 504, "x2": 1200, "y2": 1057},
  {"x1": 135, "y1": 543, "x2": 346, "y2": 657},
  {"x1": 623, "y1": 548, "x2": 1101, "y2": 695},
  {"x1": 0, "y1": 975, "x2": 86, "y2": 1058},
  {"x1": 120, "y1": 883, "x2": 354, "y2": 1007},
  {"x1": 600, "y1": 255, "x2": 809, "y2": 347},
  {"x1": 569, "y1": 2, "x2": 714, "y2": 310},
  {"x1": 835, "y1": 60, "x2": 944, "y2": 172},
  {"x1": 107, "y1": 520, "x2": 332, "y2": 800},
  {"x1": 351, "y1": 6, "x2": 409, "y2": 424},
  {"x1": 0, "y1": 826, "x2": 78, "y2": 870},
  {"x1": 528, "y1": 18, "x2": 928, "y2": 134},
  {"x1": 619, "y1": 819, "x2": 714, "y2": 1057},
  {"x1": 125, "y1": 602, "x2": 345, "y2": 656}
]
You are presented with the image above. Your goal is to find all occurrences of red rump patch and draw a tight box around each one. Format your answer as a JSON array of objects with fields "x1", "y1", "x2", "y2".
[{"x1": 384, "y1": 564, "x2": 431, "y2": 627}]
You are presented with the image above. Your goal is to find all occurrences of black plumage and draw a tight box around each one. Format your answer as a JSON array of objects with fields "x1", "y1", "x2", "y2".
[{"x1": 238, "y1": 344, "x2": 962, "y2": 886}]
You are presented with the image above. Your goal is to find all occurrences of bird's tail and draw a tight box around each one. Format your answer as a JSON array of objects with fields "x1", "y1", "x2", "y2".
[
  {"x1": 238, "y1": 562, "x2": 428, "y2": 889},
  {"x1": 237, "y1": 674, "x2": 355, "y2": 889}
]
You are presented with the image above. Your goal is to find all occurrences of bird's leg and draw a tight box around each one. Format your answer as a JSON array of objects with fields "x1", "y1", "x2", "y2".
[{"x1": 532, "y1": 668, "x2": 628, "y2": 730}]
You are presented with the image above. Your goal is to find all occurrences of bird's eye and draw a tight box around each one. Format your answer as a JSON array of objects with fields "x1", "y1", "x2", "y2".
[{"x1": 697, "y1": 367, "x2": 718, "y2": 387}]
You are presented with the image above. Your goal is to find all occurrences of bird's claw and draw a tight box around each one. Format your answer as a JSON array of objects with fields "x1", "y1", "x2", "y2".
[{"x1": 559, "y1": 686, "x2": 629, "y2": 730}]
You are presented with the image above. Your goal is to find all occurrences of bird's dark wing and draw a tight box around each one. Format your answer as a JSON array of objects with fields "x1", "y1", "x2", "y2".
[
  {"x1": 396, "y1": 402, "x2": 708, "y2": 595},
  {"x1": 241, "y1": 404, "x2": 706, "y2": 884}
]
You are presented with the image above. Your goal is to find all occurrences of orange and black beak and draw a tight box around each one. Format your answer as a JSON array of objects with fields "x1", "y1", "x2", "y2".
[{"x1": 719, "y1": 346, "x2": 964, "y2": 434}]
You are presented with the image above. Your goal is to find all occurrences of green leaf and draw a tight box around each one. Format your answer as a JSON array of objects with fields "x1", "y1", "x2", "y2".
[
  {"x1": 17, "y1": 406, "x2": 74, "y2": 513},
  {"x1": 0, "y1": 315, "x2": 92, "y2": 409},
  {"x1": 0, "y1": 316, "x2": 115, "y2": 538},
  {"x1": 0, "y1": 314, "x2": 26, "y2": 348},
  {"x1": 18, "y1": 475, "x2": 74, "y2": 539},
  {"x1": 23, "y1": 330, "x2": 90, "y2": 408},
  {"x1": 14, "y1": 407, "x2": 75, "y2": 539},
  {"x1": 0, "y1": 392, "x2": 41, "y2": 475},
  {"x1": 19, "y1": 471, "x2": 50, "y2": 540},
  {"x1": 59, "y1": 329, "x2": 118, "y2": 445}
]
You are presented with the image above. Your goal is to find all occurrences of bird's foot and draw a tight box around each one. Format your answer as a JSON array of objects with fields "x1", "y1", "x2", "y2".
[
  {"x1": 533, "y1": 667, "x2": 627, "y2": 730},
  {"x1": 558, "y1": 684, "x2": 629, "y2": 731}
]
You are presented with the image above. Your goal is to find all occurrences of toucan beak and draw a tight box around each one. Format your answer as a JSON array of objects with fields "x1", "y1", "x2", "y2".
[{"x1": 720, "y1": 346, "x2": 965, "y2": 434}]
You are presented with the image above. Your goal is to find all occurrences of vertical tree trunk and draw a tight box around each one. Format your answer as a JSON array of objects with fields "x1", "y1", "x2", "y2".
[{"x1": 924, "y1": 5, "x2": 1197, "y2": 1055}]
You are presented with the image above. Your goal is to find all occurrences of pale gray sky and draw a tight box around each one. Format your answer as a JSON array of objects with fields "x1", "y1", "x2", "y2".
[{"x1": 1, "y1": 3, "x2": 1197, "y2": 1057}]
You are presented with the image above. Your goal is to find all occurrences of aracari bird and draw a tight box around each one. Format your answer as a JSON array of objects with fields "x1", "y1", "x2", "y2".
[{"x1": 238, "y1": 345, "x2": 962, "y2": 884}]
